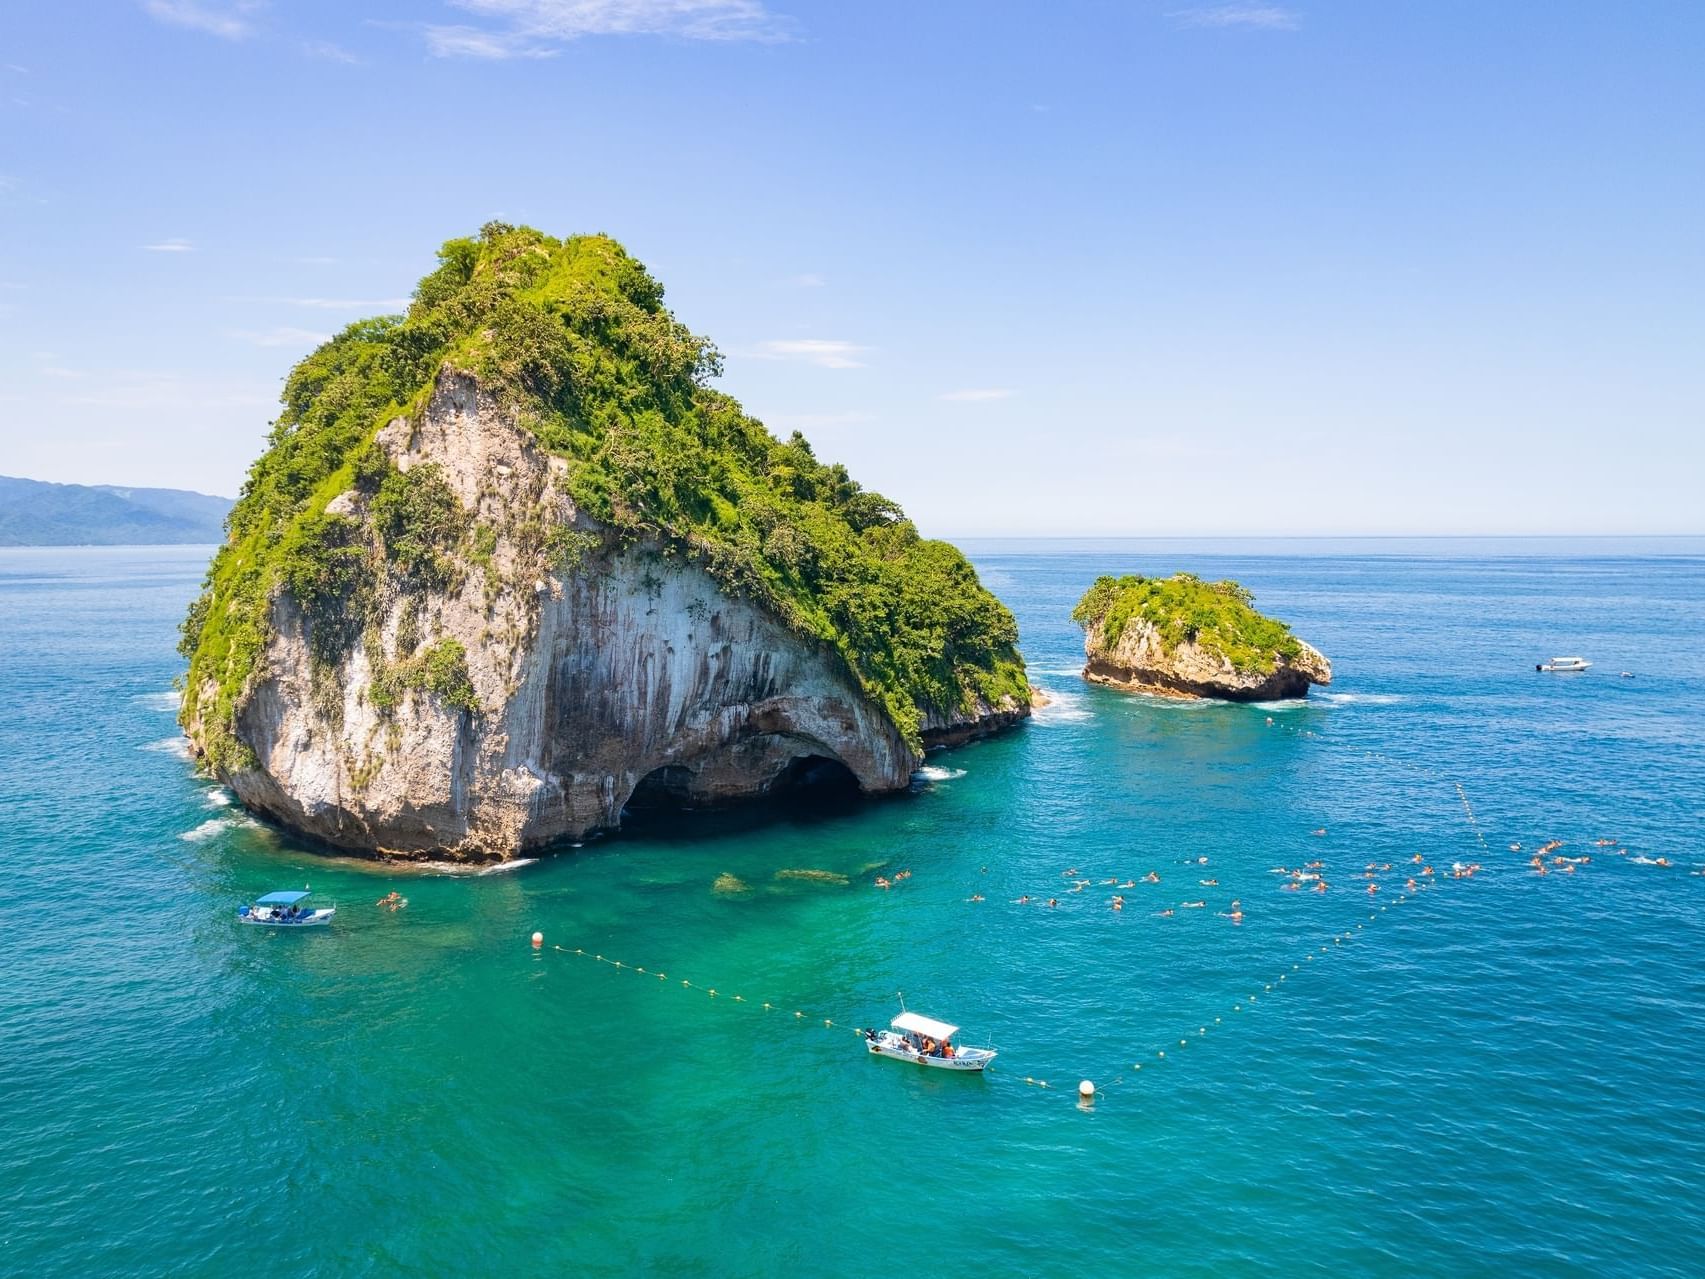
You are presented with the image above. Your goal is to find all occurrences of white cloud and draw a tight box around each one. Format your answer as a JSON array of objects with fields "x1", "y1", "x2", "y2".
[
  {"x1": 229, "y1": 326, "x2": 331, "y2": 348},
  {"x1": 937, "y1": 388, "x2": 1014, "y2": 402},
  {"x1": 302, "y1": 39, "x2": 359, "y2": 63},
  {"x1": 141, "y1": 0, "x2": 265, "y2": 40},
  {"x1": 751, "y1": 339, "x2": 867, "y2": 369},
  {"x1": 426, "y1": 0, "x2": 791, "y2": 59},
  {"x1": 144, "y1": 238, "x2": 195, "y2": 253},
  {"x1": 1168, "y1": 4, "x2": 1299, "y2": 30}
]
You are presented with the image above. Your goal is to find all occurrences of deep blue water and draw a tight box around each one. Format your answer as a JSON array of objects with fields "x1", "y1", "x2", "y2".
[{"x1": 2, "y1": 539, "x2": 1702, "y2": 1277}]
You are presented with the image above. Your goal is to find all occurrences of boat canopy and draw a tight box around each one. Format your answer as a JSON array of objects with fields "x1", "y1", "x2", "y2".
[
  {"x1": 891, "y1": 1012, "x2": 959, "y2": 1040},
  {"x1": 255, "y1": 890, "x2": 311, "y2": 906}
]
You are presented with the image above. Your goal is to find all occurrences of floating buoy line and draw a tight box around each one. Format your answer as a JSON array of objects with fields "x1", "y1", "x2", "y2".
[{"x1": 535, "y1": 710, "x2": 1672, "y2": 1109}]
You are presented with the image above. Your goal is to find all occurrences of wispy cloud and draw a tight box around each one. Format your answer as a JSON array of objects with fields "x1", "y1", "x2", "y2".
[
  {"x1": 266, "y1": 296, "x2": 411, "y2": 310},
  {"x1": 27, "y1": 367, "x2": 272, "y2": 412},
  {"x1": 425, "y1": 0, "x2": 792, "y2": 59},
  {"x1": 302, "y1": 39, "x2": 359, "y2": 63},
  {"x1": 229, "y1": 326, "x2": 331, "y2": 348},
  {"x1": 937, "y1": 388, "x2": 1015, "y2": 403},
  {"x1": 767, "y1": 410, "x2": 871, "y2": 432},
  {"x1": 751, "y1": 339, "x2": 867, "y2": 369},
  {"x1": 144, "y1": 237, "x2": 195, "y2": 253},
  {"x1": 141, "y1": 0, "x2": 265, "y2": 40},
  {"x1": 1168, "y1": 4, "x2": 1299, "y2": 30}
]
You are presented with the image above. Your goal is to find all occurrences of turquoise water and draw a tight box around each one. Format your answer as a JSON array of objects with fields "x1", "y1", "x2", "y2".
[{"x1": 3, "y1": 540, "x2": 1703, "y2": 1277}]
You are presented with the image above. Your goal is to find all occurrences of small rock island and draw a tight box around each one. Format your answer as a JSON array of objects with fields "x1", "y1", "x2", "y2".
[
  {"x1": 1072, "y1": 573, "x2": 1331, "y2": 701},
  {"x1": 178, "y1": 224, "x2": 1030, "y2": 859}
]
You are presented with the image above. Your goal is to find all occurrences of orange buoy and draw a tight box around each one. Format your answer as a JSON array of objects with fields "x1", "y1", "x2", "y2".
[{"x1": 531, "y1": 931, "x2": 543, "y2": 948}]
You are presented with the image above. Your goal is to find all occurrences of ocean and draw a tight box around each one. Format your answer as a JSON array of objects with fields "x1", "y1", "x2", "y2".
[{"x1": 2, "y1": 539, "x2": 1702, "y2": 1277}]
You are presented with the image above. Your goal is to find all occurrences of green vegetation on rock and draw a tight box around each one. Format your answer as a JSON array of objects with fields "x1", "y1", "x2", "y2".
[
  {"x1": 180, "y1": 223, "x2": 1026, "y2": 767},
  {"x1": 1071, "y1": 573, "x2": 1304, "y2": 675}
]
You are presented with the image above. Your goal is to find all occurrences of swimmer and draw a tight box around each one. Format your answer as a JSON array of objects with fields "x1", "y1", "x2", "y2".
[
  {"x1": 967, "y1": 894, "x2": 985, "y2": 902},
  {"x1": 1312, "y1": 828, "x2": 1327, "y2": 837},
  {"x1": 1070, "y1": 883, "x2": 1087, "y2": 893},
  {"x1": 1143, "y1": 872, "x2": 1160, "y2": 884},
  {"x1": 1200, "y1": 878, "x2": 1218, "y2": 887},
  {"x1": 1014, "y1": 895, "x2": 1031, "y2": 904},
  {"x1": 1282, "y1": 881, "x2": 1300, "y2": 891},
  {"x1": 1406, "y1": 878, "x2": 1417, "y2": 892},
  {"x1": 1509, "y1": 843, "x2": 1523, "y2": 852},
  {"x1": 1422, "y1": 865, "x2": 1433, "y2": 876},
  {"x1": 1411, "y1": 854, "x2": 1423, "y2": 863},
  {"x1": 1222, "y1": 900, "x2": 1243, "y2": 923},
  {"x1": 1563, "y1": 864, "x2": 1576, "y2": 874},
  {"x1": 1181, "y1": 900, "x2": 1206, "y2": 909},
  {"x1": 1157, "y1": 909, "x2": 1175, "y2": 917},
  {"x1": 1367, "y1": 882, "x2": 1379, "y2": 895},
  {"x1": 1111, "y1": 896, "x2": 1124, "y2": 911},
  {"x1": 1101, "y1": 878, "x2": 1119, "y2": 886},
  {"x1": 1196, "y1": 856, "x2": 1209, "y2": 865},
  {"x1": 1305, "y1": 861, "x2": 1324, "y2": 871},
  {"x1": 1120, "y1": 880, "x2": 1137, "y2": 889},
  {"x1": 1047, "y1": 898, "x2": 1058, "y2": 908},
  {"x1": 1314, "y1": 880, "x2": 1328, "y2": 893},
  {"x1": 874, "y1": 876, "x2": 891, "y2": 889},
  {"x1": 1063, "y1": 868, "x2": 1080, "y2": 877}
]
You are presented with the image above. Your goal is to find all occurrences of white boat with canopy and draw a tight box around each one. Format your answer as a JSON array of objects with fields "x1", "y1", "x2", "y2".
[
  {"x1": 1537, "y1": 656, "x2": 1591, "y2": 673},
  {"x1": 238, "y1": 889, "x2": 335, "y2": 927},
  {"x1": 863, "y1": 1007, "x2": 996, "y2": 1072}
]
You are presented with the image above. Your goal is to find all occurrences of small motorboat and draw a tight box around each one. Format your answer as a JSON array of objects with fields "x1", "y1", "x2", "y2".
[
  {"x1": 1537, "y1": 656, "x2": 1592, "y2": 673},
  {"x1": 238, "y1": 889, "x2": 335, "y2": 927},
  {"x1": 863, "y1": 1007, "x2": 996, "y2": 1072}
]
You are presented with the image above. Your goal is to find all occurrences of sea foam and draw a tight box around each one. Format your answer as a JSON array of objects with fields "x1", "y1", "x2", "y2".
[
  {"x1": 914, "y1": 765, "x2": 967, "y2": 782},
  {"x1": 140, "y1": 736, "x2": 192, "y2": 759}
]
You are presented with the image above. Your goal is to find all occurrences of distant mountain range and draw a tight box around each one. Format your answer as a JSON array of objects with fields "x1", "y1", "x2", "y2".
[{"x1": 0, "y1": 475, "x2": 232, "y2": 546}]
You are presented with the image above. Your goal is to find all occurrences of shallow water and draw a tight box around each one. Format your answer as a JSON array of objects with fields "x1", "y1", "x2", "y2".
[{"x1": 2, "y1": 540, "x2": 1702, "y2": 1277}]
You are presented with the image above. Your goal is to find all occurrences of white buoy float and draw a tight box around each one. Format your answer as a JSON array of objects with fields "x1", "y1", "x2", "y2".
[
  {"x1": 1078, "y1": 1080, "x2": 1095, "y2": 1100},
  {"x1": 531, "y1": 931, "x2": 543, "y2": 948}
]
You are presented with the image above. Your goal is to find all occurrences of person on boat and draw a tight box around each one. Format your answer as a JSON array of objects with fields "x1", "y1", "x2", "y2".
[{"x1": 942, "y1": 1040, "x2": 955, "y2": 1059}]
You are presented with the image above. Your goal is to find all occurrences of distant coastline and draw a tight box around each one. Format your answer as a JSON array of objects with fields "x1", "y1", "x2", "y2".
[{"x1": 0, "y1": 475, "x2": 232, "y2": 547}]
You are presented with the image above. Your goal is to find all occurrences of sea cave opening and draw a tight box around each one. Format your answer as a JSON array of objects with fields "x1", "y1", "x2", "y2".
[{"x1": 621, "y1": 752, "x2": 865, "y2": 837}]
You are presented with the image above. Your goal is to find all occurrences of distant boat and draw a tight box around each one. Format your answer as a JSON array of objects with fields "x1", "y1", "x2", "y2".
[
  {"x1": 862, "y1": 1006, "x2": 996, "y2": 1072},
  {"x1": 238, "y1": 889, "x2": 335, "y2": 927},
  {"x1": 1536, "y1": 656, "x2": 1592, "y2": 673}
]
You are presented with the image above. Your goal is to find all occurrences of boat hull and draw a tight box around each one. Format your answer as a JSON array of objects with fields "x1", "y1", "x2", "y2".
[
  {"x1": 866, "y1": 1033, "x2": 994, "y2": 1071},
  {"x1": 238, "y1": 908, "x2": 335, "y2": 927}
]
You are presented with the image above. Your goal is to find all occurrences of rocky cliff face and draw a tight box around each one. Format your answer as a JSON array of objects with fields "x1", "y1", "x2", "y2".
[
  {"x1": 1083, "y1": 617, "x2": 1332, "y2": 701},
  {"x1": 190, "y1": 368, "x2": 1023, "y2": 858}
]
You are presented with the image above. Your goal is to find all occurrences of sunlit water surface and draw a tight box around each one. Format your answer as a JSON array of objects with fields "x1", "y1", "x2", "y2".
[{"x1": 2, "y1": 540, "x2": 1702, "y2": 1277}]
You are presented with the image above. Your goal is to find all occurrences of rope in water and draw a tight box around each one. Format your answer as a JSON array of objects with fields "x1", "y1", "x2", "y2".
[{"x1": 549, "y1": 944, "x2": 869, "y2": 1042}]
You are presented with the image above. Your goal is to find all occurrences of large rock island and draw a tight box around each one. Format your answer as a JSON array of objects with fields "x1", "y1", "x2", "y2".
[
  {"x1": 1072, "y1": 573, "x2": 1330, "y2": 701},
  {"x1": 179, "y1": 224, "x2": 1029, "y2": 859}
]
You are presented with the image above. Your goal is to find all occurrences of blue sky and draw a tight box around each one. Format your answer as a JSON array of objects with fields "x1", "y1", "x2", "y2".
[{"x1": 2, "y1": 1, "x2": 1700, "y2": 534}]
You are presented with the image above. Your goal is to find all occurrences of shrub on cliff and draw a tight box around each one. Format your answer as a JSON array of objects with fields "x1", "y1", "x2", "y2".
[{"x1": 180, "y1": 224, "x2": 1026, "y2": 767}]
